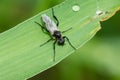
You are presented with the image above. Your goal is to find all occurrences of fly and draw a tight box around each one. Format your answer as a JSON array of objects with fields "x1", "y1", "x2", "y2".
[{"x1": 35, "y1": 8, "x2": 76, "y2": 61}]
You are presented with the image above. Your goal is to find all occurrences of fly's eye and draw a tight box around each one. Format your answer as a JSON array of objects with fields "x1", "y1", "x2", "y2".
[{"x1": 58, "y1": 38, "x2": 65, "y2": 45}]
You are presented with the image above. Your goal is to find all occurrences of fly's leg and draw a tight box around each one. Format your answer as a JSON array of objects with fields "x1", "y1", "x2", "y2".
[
  {"x1": 53, "y1": 39, "x2": 57, "y2": 62},
  {"x1": 62, "y1": 27, "x2": 72, "y2": 33},
  {"x1": 63, "y1": 36, "x2": 76, "y2": 50},
  {"x1": 40, "y1": 38, "x2": 52, "y2": 47},
  {"x1": 52, "y1": 8, "x2": 59, "y2": 26},
  {"x1": 34, "y1": 21, "x2": 48, "y2": 34}
]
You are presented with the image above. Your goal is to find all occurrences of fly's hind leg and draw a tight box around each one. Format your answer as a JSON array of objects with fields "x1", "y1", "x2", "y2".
[
  {"x1": 34, "y1": 21, "x2": 48, "y2": 34},
  {"x1": 52, "y1": 8, "x2": 59, "y2": 27},
  {"x1": 35, "y1": 21, "x2": 52, "y2": 47}
]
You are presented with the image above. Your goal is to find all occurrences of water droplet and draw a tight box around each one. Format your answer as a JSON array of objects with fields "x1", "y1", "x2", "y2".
[
  {"x1": 96, "y1": 10, "x2": 109, "y2": 16},
  {"x1": 96, "y1": 10, "x2": 103, "y2": 15},
  {"x1": 72, "y1": 5, "x2": 80, "y2": 12}
]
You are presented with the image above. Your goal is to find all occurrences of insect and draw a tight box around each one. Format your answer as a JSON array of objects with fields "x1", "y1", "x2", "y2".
[{"x1": 35, "y1": 8, "x2": 76, "y2": 61}]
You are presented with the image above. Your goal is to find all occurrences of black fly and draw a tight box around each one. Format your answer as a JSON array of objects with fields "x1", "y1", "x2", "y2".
[{"x1": 35, "y1": 8, "x2": 76, "y2": 61}]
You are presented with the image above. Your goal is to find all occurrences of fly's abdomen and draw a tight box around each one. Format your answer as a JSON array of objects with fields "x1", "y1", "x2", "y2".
[{"x1": 42, "y1": 14, "x2": 58, "y2": 35}]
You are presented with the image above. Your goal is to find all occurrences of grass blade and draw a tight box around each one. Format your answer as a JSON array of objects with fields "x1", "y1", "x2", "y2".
[{"x1": 0, "y1": 0, "x2": 120, "y2": 80}]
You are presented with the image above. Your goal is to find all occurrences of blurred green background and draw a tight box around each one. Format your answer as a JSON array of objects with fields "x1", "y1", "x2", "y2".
[{"x1": 0, "y1": 0, "x2": 120, "y2": 80}]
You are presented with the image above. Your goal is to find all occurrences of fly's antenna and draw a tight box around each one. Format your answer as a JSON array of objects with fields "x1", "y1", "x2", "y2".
[
  {"x1": 52, "y1": 8, "x2": 59, "y2": 26},
  {"x1": 63, "y1": 36, "x2": 76, "y2": 50}
]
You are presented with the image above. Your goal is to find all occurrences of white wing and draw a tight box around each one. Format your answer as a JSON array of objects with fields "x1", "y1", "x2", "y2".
[{"x1": 41, "y1": 14, "x2": 58, "y2": 35}]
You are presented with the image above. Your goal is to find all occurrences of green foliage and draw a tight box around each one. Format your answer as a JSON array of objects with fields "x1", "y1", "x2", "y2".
[{"x1": 0, "y1": 0, "x2": 120, "y2": 80}]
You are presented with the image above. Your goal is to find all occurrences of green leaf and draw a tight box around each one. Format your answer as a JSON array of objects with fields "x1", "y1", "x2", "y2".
[{"x1": 0, "y1": 0, "x2": 120, "y2": 80}]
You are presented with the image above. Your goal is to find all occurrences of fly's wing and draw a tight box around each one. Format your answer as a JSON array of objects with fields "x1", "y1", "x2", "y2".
[{"x1": 42, "y1": 14, "x2": 58, "y2": 35}]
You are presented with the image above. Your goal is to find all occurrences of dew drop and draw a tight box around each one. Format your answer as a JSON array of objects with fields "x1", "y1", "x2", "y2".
[
  {"x1": 72, "y1": 5, "x2": 80, "y2": 12},
  {"x1": 96, "y1": 10, "x2": 103, "y2": 15}
]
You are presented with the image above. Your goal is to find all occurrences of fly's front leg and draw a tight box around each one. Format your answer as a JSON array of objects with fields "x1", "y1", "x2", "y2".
[{"x1": 63, "y1": 36, "x2": 76, "y2": 50}]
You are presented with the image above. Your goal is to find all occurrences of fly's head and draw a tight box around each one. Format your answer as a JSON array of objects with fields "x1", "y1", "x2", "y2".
[
  {"x1": 58, "y1": 37, "x2": 65, "y2": 45},
  {"x1": 53, "y1": 31, "x2": 65, "y2": 45}
]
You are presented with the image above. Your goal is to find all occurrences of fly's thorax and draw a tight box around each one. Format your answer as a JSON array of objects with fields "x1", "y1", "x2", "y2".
[
  {"x1": 53, "y1": 30, "x2": 65, "y2": 45},
  {"x1": 53, "y1": 30, "x2": 61, "y2": 38}
]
